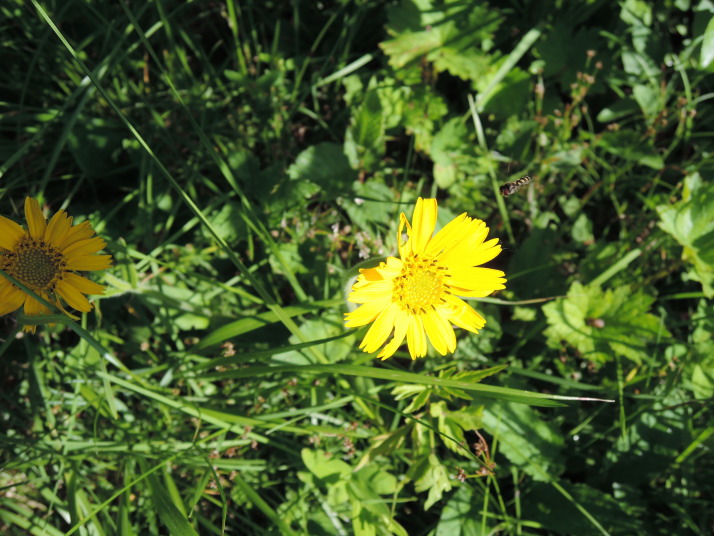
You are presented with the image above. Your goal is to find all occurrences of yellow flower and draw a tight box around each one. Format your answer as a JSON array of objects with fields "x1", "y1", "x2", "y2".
[
  {"x1": 0, "y1": 197, "x2": 112, "y2": 333},
  {"x1": 345, "y1": 198, "x2": 506, "y2": 360}
]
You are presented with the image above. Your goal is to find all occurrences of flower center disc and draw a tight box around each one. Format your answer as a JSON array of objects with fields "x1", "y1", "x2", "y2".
[
  {"x1": 7, "y1": 239, "x2": 63, "y2": 290},
  {"x1": 394, "y1": 256, "x2": 444, "y2": 314}
]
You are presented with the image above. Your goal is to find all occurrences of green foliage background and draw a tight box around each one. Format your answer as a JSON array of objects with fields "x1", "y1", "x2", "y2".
[{"x1": 1, "y1": 0, "x2": 713, "y2": 534}]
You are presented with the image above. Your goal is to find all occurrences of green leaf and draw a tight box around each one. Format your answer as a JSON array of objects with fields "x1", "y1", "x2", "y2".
[
  {"x1": 632, "y1": 83, "x2": 661, "y2": 119},
  {"x1": 202, "y1": 201, "x2": 247, "y2": 244},
  {"x1": 67, "y1": 117, "x2": 125, "y2": 177},
  {"x1": 481, "y1": 400, "x2": 565, "y2": 481},
  {"x1": 275, "y1": 312, "x2": 354, "y2": 365},
  {"x1": 597, "y1": 130, "x2": 664, "y2": 169},
  {"x1": 435, "y1": 486, "x2": 483, "y2": 536},
  {"x1": 145, "y1": 471, "x2": 199, "y2": 536},
  {"x1": 201, "y1": 364, "x2": 571, "y2": 406},
  {"x1": 536, "y1": 23, "x2": 602, "y2": 85},
  {"x1": 353, "y1": 464, "x2": 399, "y2": 496},
  {"x1": 606, "y1": 399, "x2": 690, "y2": 486},
  {"x1": 596, "y1": 97, "x2": 640, "y2": 122},
  {"x1": 301, "y1": 448, "x2": 352, "y2": 483},
  {"x1": 402, "y1": 86, "x2": 448, "y2": 152},
  {"x1": 543, "y1": 281, "x2": 670, "y2": 365},
  {"x1": 522, "y1": 481, "x2": 643, "y2": 535},
  {"x1": 432, "y1": 401, "x2": 483, "y2": 457},
  {"x1": 430, "y1": 118, "x2": 474, "y2": 189},
  {"x1": 477, "y1": 67, "x2": 531, "y2": 119},
  {"x1": 687, "y1": 299, "x2": 714, "y2": 399},
  {"x1": 355, "y1": 424, "x2": 413, "y2": 471},
  {"x1": 344, "y1": 90, "x2": 385, "y2": 172},
  {"x1": 699, "y1": 13, "x2": 714, "y2": 68},
  {"x1": 380, "y1": 0, "x2": 503, "y2": 83},
  {"x1": 287, "y1": 142, "x2": 356, "y2": 197},
  {"x1": 657, "y1": 172, "x2": 714, "y2": 297},
  {"x1": 341, "y1": 179, "x2": 395, "y2": 231},
  {"x1": 408, "y1": 453, "x2": 453, "y2": 510},
  {"x1": 197, "y1": 304, "x2": 321, "y2": 349}
]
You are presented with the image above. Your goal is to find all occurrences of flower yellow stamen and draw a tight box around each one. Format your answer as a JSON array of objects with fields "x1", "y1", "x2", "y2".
[
  {"x1": 393, "y1": 255, "x2": 445, "y2": 314},
  {"x1": 5, "y1": 238, "x2": 65, "y2": 291}
]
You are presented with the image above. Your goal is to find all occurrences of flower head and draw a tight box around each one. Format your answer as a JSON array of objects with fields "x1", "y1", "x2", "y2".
[
  {"x1": 345, "y1": 198, "x2": 506, "y2": 360},
  {"x1": 0, "y1": 197, "x2": 112, "y2": 332}
]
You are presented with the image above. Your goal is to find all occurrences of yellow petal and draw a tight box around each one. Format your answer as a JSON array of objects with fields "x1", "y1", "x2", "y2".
[
  {"x1": 437, "y1": 220, "x2": 491, "y2": 265},
  {"x1": 377, "y1": 309, "x2": 409, "y2": 360},
  {"x1": 410, "y1": 198, "x2": 437, "y2": 254},
  {"x1": 442, "y1": 295, "x2": 485, "y2": 333},
  {"x1": 56, "y1": 280, "x2": 93, "y2": 312},
  {"x1": 446, "y1": 267, "x2": 507, "y2": 292},
  {"x1": 348, "y1": 279, "x2": 393, "y2": 303},
  {"x1": 426, "y1": 213, "x2": 469, "y2": 257},
  {"x1": 24, "y1": 198, "x2": 46, "y2": 240},
  {"x1": 0, "y1": 215, "x2": 25, "y2": 251},
  {"x1": 423, "y1": 309, "x2": 456, "y2": 355},
  {"x1": 0, "y1": 284, "x2": 25, "y2": 315},
  {"x1": 61, "y1": 273, "x2": 106, "y2": 295},
  {"x1": 345, "y1": 300, "x2": 389, "y2": 327},
  {"x1": 360, "y1": 302, "x2": 399, "y2": 353},
  {"x1": 397, "y1": 212, "x2": 412, "y2": 258},
  {"x1": 23, "y1": 294, "x2": 52, "y2": 317},
  {"x1": 406, "y1": 314, "x2": 427, "y2": 359},
  {"x1": 62, "y1": 236, "x2": 107, "y2": 258},
  {"x1": 44, "y1": 210, "x2": 72, "y2": 246},
  {"x1": 65, "y1": 255, "x2": 113, "y2": 271},
  {"x1": 56, "y1": 220, "x2": 94, "y2": 250}
]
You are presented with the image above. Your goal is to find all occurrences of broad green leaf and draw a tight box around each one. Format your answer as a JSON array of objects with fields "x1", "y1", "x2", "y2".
[
  {"x1": 430, "y1": 118, "x2": 474, "y2": 189},
  {"x1": 340, "y1": 179, "x2": 395, "y2": 232},
  {"x1": 522, "y1": 481, "x2": 643, "y2": 535},
  {"x1": 597, "y1": 130, "x2": 664, "y2": 169},
  {"x1": 657, "y1": 172, "x2": 714, "y2": 297},
  {"x1": 355, "y1": 424, "x2": 413, "y2": 471},
  {"x1": 632, "y1": 83, "x2": 661, "y2": 119},
  {"x1": 67, "y1": 117, "x2": 125, "y2": 177},
  {"x1": 536, "y1": 23, "x2": 602, "y2": 85},
  {"x1": 201, "y1": 200, "x2": 247, "y2": 244},
  {"x1": 477, "y1": 67, "x2": 531, "y2": 119},
  {"x1": 287, "y1": 142, "x2": 356, "y2": 197},
  {"x1": 268, "y1": 241, "x2": 308, "y2": 277},
  {"x1": 354, "y1": 464, "x2": 399, "y2": 496},
  {"x1": 344, "y1": 90, "x2": 385, "y2": 172},
  {"x1": 596, "y1": 97, "x2": 639, "y2": 122},
  {"x1": 699, "y1": 13, "x2": 714, "y2": 68},
  {"x1": 408, "y1": 453, "x2": 453, "y2": 510},
  {"x1": 543, "y1": 281, "x2": 669, "y2": 365},
  {"x1": 435, "y1": 485, "x2": 484, "y2": 536},
  {"x1": 301, "y1": 448, "x2": 352, "y2": 482},
  {"x1": 380, "y1": 0, "x2": 502, "y2": 84},
  {"x1": 688, "y1": 299, "x2": 714, "y2": 399},
  {"x1": 606, "y1": 399, "x2": 690, "y2": 486},
  {"x1": 481, "y1": 400, "x2": 565, "y2": 481},
  {"x1": 432, "y1": 401, "x2": 483, "y2": 457},
  {"x1": 275, "y1": 312, "x2": 354, "y2": 365},
  {"x1": 402, "y1": 86, "x2": 448, "y2": 152}
]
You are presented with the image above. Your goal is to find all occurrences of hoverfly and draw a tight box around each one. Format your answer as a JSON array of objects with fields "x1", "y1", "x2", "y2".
[{"x1": 499, "y1": 175, "x2": 533, "y2": 197}]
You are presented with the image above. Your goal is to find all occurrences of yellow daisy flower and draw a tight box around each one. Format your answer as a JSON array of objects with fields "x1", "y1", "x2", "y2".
[
  {"x1": 345, "y1": 197, "x2": 506, "y2": 360},
  {"x1": 0, "y1": 197, "x2": 112, "y2": 333}
]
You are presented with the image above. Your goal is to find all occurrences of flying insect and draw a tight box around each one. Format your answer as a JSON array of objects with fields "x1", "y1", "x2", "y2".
[{"x1": 499, "y1": 175, "x2": 533, "y2": 197}]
